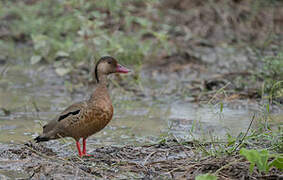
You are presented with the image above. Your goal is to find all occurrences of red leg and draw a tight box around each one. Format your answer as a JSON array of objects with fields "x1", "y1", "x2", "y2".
[
  {"x1": 82, "y1": 138, "x2": 87, "y2": 155},
  {"x1": 82, "y1": 138, "x2": 92, "y2": 156},
  {"x1": 76, "y1": 140, "x2": 83, "y2": 157}
]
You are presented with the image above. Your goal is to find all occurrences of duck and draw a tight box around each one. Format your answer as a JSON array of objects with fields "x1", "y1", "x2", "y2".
[{"x1": 34, "y1": 56, "x2": 130, "y2": 157}]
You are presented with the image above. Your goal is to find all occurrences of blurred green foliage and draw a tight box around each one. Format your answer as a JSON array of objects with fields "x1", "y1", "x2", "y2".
[
  {"x1": 258, "y1": 52, "x2": 283, "y2": 100},
  {"x1": 0, "y1": 0, "x2": 171, "y2": 65},
  {"x1": 195, "y1": 173, "x2": 217, "y2": 180}
]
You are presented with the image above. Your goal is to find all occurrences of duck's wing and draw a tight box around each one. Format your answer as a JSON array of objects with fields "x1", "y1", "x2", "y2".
[
  {"x1": 57, "y1": 102, "x2": 86, "y2": 121},
  {"x1": 35, "y1": 101, "x2": 87, "y2": 142}
]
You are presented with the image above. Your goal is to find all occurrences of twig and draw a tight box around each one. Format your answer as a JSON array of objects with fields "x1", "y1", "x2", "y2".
[
  {"x1": 24, "y1": 142, "x2": 83, "y2": 165},
  {"x1": 214, "y1": 159, "x2": 240, "y2": 175},
  {"x1": 208, "y1": 71, "x2": 252, "y2": 80},
  {"x1": 207, "y1": 82, "x2": 231, "y2": 104},
  {"x1": 31, "y1": 100, "x2": 40, "y2": 112},
  {"x1": 171, "y1": 133, "x2": 190, "y2": 158},
  {"x1": 0, "y1": 64, "x2": 9, "y2": 79},
  {"x1": 143, "y1": 151, "x2": 156, "y2": 166},
  {"x1": 230, "y1": 113, "x2": 256, "y2": 153},
  {"x1": 25, "y1": 144, "x2": 62, "y2": 162}
]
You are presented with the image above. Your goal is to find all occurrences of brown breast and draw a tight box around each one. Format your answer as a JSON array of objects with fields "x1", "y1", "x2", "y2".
[{"x1": 66, "y1": 85, "x2": 113, "y2": 140}]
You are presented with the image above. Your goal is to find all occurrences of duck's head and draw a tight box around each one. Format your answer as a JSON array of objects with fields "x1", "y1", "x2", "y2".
[{"x1": 95, "y1": 56, "x2": 130, "y2": 83}]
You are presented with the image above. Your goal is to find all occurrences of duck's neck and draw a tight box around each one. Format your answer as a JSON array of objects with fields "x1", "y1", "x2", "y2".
[
  {"x1": 97, "y1": 74, "x2": 108, "y2": 86},
  {"x1": 89, "y1": 74, "x2": 109, "y2": 102}
]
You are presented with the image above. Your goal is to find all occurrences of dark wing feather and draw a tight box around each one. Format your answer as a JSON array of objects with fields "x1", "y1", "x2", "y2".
[{"x1": 58, "y1": 109, "x2": 80, "y2": 122}]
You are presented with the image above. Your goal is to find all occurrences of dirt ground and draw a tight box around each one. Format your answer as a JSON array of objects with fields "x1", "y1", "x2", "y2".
[{"x1": 0, "y1": 140, "x2": 280, "y2": 179}]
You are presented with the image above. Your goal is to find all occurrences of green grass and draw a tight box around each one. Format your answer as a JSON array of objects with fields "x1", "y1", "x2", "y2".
[{"x1": 258, "y1": 52, "x2": 283, "y2": 102}]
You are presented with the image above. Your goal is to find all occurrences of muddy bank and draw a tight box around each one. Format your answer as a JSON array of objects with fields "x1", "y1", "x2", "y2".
[{"x1": 0, "y1": 141, "x2": 281, "y2": 179}]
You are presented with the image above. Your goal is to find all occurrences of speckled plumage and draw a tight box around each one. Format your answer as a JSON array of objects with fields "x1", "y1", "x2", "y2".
[
  {"x1": 40, "y1": 85, "x2": 113, "y2": 141},
  {"x1": 35, "y1": 56, "x2": 129, "y2": 157}
]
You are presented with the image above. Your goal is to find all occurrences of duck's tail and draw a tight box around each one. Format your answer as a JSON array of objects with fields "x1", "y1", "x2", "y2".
[
  {"x1": 34, "y1": 135, "x2": 50, "y2": 143},
  {"x1": 34, "y1": 119, "x2": 61, "y2": 143}
]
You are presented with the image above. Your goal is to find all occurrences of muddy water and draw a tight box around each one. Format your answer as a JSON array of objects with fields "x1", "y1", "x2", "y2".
[{"x1": 0, "y1": 65, "x2": 282, "y2": 152}]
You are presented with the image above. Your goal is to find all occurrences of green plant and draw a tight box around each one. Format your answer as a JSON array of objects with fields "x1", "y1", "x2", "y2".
[
  {"x1": 240, "y1": 148, "x2": 283, "y2": 174},
  {"x1": 249, "y1": 116, "x2": 283, "y2": 152},
  {"x1": 196, "y1": 173, "x2": 218, "y2": 180},
  {"x1": 258, "y1": 52, "x2": 283, "y2": 101}
]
